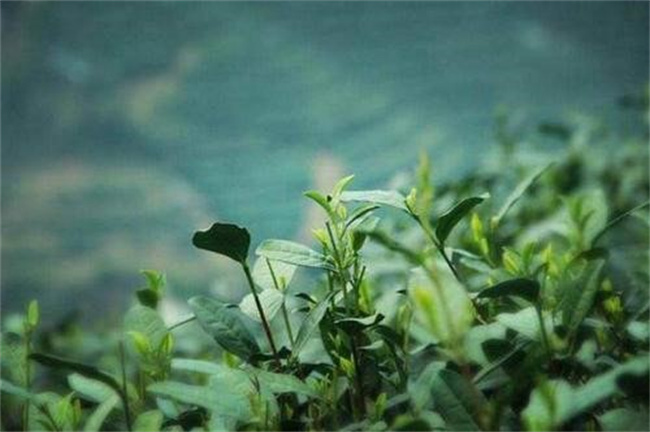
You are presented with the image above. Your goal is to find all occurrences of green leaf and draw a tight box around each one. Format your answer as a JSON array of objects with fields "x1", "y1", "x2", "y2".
[
  {"x1": 561, "y1": 260, "x2": 605, "y2": 334},
  {"x1": 148, "y1": 381, "x2": 250, "y2": 420},
  {"x1": 409, "y1": 267, "x2": 474, "y2": 345},
  {"x1": 334, "y1": 313, "x2": 384, "y2": 333},
  {"x1": 477, "y1": 278, "x2": 540, "y2": 303},
  {"x1": 293, "y1": 292, "x2": 335, "y2": 356},
  {"x1": 83, "y1": 395, "x2": 119, "y2": 432},
  {"x1": 345, "y1": 204, "x2": 380, "y2": 230},
  {"x1": 496, "y1": 307, "x2": 553, "y2": 342},
  {"x1": 331, "y1": 175, "x2": 356, "y2": 198},
  {"x1": 171, "y1": 358, "x2": 227, "y2": 375},
  {"x1": 1, "y1": 332, "x2": 27, "y2": 386},
  {"x1": 124, "y1": 305, "x2": 169, "y2": 348},
  {"x1": 568, "y1": 355, "x2": 649, "y2": 422},
  {"x1": 29, "y1": 353, "x2": 123, "y2": 396},
  {"x1": 239, "y1": 289, "x2": 285, "y2": 323},
  {"x1": 523, "y1": 356, "x2": 649, "y2": 430},
  {"x1": 522, "y1": 379, "x2": 573, "y2": 431},
  {"x1": 245, "y1": 367, "x2": 319, "y2": 398},
  {"x1": 133, "y1": 410, "x2": 164, "y2": 432},
  {"x1": 27, "y1": 300, "x2": 40, "y2": 329},
  {"x1": 578, "y1": 189, "x2": 609, "y2": 247},
  {"x1": 68, "y1": 373, "x2": 119, "y2": 404},
  {"x1": 188, "y1": 296, "x2": 260, "y2": 361},
  {"x1": 192, "y1": 222, "x2": 250, "y2": 264},
  {"x1": 141, "y1": 269, "x2": 164, "y2": 292},
  {"x1": 592, "y1": 200, "x2": 650, "y2": 246},
  {"x1": 136, "y1": 289, "x2": 159, "y2": 309},
  {"x1": 492, "y1": 163, "x2": 552, "y2": 227},
  {"x1": 304, "y1": 190, "x2": 332, "y2": 214},
  {"x1": 435, "y1": 193, "x2": 489, "y2": 244},
  {"x1": 251, "y1": 258, "x2": 296, "y2": 291},
  {"x1": 154, "y1": 368, "x2": 254, "y2": 422},
  {"x1": 431, "y1": 369, "x2": 486, "y2": 431},
  {"x1": 0, "y1": 378, "x2": 39, "y2": 401},
  {"x1": 256, "y1": 240, "x2": 335, "y2": 270},
  {"x1": 598, "y1": 408, "x2": 649, "y2": 431},
  {"x1": 340, "y1": 190, "x2": 408, "y2": 212}
]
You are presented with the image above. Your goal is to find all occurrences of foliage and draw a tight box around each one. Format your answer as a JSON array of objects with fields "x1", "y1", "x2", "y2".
[{"x1": 2, "y1": 109, "x2": 649, "y2": 431}]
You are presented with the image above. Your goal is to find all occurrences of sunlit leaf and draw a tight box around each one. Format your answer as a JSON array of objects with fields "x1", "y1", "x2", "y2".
[
  {"x1": 256, "y1": 240, "x2": 334, "y2": 270},
  {"x1": 133, "y1": 410, "x2": 164, "y2": 432},
  {"x1": 239, "y1": 289, "x2": 284, "y2": 323},
  {"x1": 251, "y1": 258, "x2": 296, "y2": 291},
  {"x1": 340, "y1": 190, "x2": 408, "y2": 212},
  {"x1": 409, "y1": 267, "x2": 474, "y2": 345}
]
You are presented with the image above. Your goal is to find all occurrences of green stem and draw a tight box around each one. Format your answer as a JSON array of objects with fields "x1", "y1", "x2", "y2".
[
  {"x1": 167, "y1": 316, "x2": 197, "y2": 331},
  {"x1": 265, "y1": 259, "x2": 295, "y2": 349},
  {"x1": 280, "y1": 304, "x2": 295, "y2": 350},
  {"x1": 350, "y1": 336, "x2": 366, "y2": 419},
  {"x1": 535, "y1": 305, "x2": 552, "y2": 359},
  {"x1": 118, "y1": 341, "x2": 133, "y2": 432},
  {"x1": 242, "y1": 263, "x2": 281, "y2": 367},
  {"x1": 23, "y1": 328, "x2": 32, "y2": 431}
]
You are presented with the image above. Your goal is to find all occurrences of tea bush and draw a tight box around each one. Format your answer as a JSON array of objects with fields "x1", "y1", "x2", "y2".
[{"x1": 2, "y1": 111, "x2": 649, "y2": 431}]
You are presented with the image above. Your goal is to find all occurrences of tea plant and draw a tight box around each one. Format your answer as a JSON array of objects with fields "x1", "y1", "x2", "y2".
[{"x1": 2, "y1": 114, "x2": 649, "y2": 431}]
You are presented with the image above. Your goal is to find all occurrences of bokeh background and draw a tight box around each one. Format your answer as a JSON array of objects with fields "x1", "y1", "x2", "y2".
[{"x1": 2, "y1": 2, "x2": 648, "y2": 324}]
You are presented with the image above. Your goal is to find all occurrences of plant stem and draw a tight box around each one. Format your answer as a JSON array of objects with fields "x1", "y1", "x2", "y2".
[
  {"x1": 167, "y1": 315, "x2": 197, "y2": 331},
  {"x1": 265, "y1": 259, "x2": 295, "y2": 349},
  {"x1": 23, "y1": 328, "x2": 32, "y2": 430},
  {"x1": 350, "y1": 336, "x2": 366, "y2": 418},
  {"x1": 242, "y1": 263, "x2": 281, "y2": 367},
  {"x1": 118, "y1": 341, "x2": 133, "y2": 432},
  {"x1": 535, "y1": 305, "x2": 552, "y2": 359}
]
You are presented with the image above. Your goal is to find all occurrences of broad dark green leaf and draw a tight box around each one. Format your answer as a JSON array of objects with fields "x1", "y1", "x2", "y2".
[
  {"x1": 293, "y1": 292, "x2": 335, "y2": 356},
  {"x1": 493, "y1": 163, "x2": 552, "y2": 226},
  {"x1": 435, "y1": 193, "x2": 489, "y2": 244},
  {"x1": 340, "y1": 190, "x2": 408, "y2": 212},
  {"x1": 335, "y1": 313, "x2": 384, "y2": 333},
  {"x1": 256, "y1": 240, "x2": 335, "y2": 270},
  {"x1": 561, "y1": 260, "x2": 605, "y2": 334},
  {"x1": 592, "y1": 200, "x2": 650, "y2": 246},
  {"x1": 192, "y1": 223, "x2": 250, "y2": 264},
  {"x1": 431, "y1": 369, "x2": 486, "y2": 431},
  {"x1": 188, "y1": 296, "x2": 260, "y2": 361},
  {"x1": 29, "y1": 353, "x2": 123, "y2": 396},
  {"x1": 477, "y1": 278, "x2": 540, "y2": 303}
]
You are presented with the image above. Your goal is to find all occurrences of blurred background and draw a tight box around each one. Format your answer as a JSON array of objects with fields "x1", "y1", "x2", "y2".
[{"x1": 1, "y1": 2, "x2": 648, "y2": 325}]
